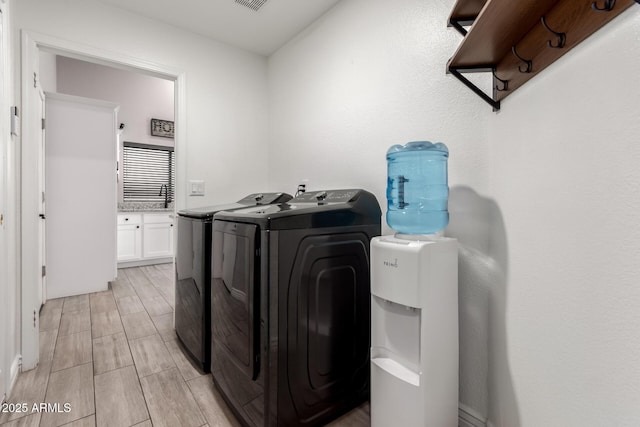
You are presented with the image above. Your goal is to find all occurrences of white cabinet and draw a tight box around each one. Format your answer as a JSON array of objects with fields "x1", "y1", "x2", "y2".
[
  {"x1": 117, "y1": 214, "x2": 142, "y2": 262},
  {"x1": 117, "y1": 212, "x2": 173, "y2": 265},
  {"x1": 143, "y1": 213, "x2": 174, "y2": 259},
  {"x1": 117, "y1": 224, "x2": 142, "y2": 261}
]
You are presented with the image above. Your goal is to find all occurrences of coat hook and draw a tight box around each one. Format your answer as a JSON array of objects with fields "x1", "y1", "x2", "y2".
[
  {"x1": 592, "y1": 0, "x2": 615, "y2": 11},
  {"x1": 511, "y1": 46, "x2": 532, "y2": 73},
  {"x1": 493, "y1": 71, "x2": 508, "y2": 92},
  {"x1": 541, "y1": 16, "x2": 566, "y2": 48}
]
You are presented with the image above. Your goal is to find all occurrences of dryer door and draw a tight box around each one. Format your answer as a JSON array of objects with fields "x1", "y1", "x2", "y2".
[
  {"x1": 211, "y1": 220, "x2": 260, "y2": 381},
  {"x1": 175, "y1": 215, "x2": 208, "y2": 368}
]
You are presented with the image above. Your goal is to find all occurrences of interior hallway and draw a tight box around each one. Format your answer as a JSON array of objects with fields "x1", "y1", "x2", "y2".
[{"x1": 0, "y1": 265, "x2": 369, "y2": 427}]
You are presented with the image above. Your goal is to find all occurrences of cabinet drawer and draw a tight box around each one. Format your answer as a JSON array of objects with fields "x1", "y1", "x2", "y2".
[
  {"x1": 143, "y1": 213, "x2": 174, "y2": 224},
  {"x1": 118, "y1": 214, "x2": 142, "y2": 225}
]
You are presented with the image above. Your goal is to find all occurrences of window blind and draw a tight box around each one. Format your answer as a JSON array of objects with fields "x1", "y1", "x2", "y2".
[{"x1": 123, "y1": 142, "x2": 175, "y2": 202}]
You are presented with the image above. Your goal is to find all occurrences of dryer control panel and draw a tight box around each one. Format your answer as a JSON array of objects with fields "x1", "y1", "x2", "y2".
[{"x1": 291, "y1": 189, "x2": 359, "y2": 204}]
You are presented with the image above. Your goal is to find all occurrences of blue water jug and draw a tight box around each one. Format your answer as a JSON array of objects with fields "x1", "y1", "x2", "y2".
[{"x1": 386, "y1": 141, "x2": 449, "y2": 234}]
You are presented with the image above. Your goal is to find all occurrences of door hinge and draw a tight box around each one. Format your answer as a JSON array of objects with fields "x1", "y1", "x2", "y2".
[
  {"x1": 0, "y1": 213, "x2": 3, "y2": 226},
  {"x1": 42, "y1": 265, "x2": 46, "y2": 277},
  {"x1": 33, "y1": 72, "x2": 38, "y2": 88},
  {"x1": 33, "y1": 310, "x2": 37, "y2": 328},
  {"x1": 41, "y1": 118, "x2": 45, "y2": 129}
]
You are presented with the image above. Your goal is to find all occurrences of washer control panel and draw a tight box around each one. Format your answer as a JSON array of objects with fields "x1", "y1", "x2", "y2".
[{"x1": 237, "y1": 192, "x2": 290, "y2": 205}]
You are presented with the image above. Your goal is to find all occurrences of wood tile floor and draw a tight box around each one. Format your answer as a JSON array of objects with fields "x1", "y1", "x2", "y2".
[{"x1": 0, "y1": 265, "x2": 370, "y2": 427}]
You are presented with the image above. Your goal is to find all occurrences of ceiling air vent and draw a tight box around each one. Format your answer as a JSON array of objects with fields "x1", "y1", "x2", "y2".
[{"x1": 235, "y1": 0, "x2": 268, "y2": 12}]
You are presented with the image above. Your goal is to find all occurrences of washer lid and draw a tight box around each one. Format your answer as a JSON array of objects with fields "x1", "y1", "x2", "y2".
[
  {"x1": 178, "y1": 192, "x2": 292, "y2": 219},
  {"x1": 213, "y1": 189, "x2": 382, "y2": 230}
]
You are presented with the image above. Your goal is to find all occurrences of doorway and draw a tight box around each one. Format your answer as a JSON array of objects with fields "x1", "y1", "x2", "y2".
[{"x1": 20, "y1": 31, "x2": 185, "y2": 370}]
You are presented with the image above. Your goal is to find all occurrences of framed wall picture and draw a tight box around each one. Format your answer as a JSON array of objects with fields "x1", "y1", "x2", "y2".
[{"x1": 151, "y1": 118, "x2": 174, "y2": 138}]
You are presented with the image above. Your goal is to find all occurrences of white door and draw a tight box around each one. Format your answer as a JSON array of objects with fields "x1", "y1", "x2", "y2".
[
  {"x1": 45, "y1": 93, "x2": 118, "y2": 299},
  {"x1": 37, "y1": 88, "x2": 46, "y2": 306}
]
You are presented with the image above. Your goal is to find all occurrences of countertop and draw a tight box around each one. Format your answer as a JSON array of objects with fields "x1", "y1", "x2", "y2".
[{"x1": 118, "y1": 202, "x2": 175, "y2": 213}]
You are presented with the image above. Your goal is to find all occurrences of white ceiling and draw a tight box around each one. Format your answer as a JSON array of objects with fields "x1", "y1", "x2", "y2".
[{"x1": 95, "y1": 0, "x2": 341, "y2": 56}]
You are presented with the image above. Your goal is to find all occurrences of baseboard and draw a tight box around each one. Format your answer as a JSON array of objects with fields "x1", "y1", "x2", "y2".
[
  {"x1": 7, "y1": 355, "x2": 21, "y2": 400},
  {"x1": 117, "y1": 257, "x2": 173, "y2": 268},
  {"x1": 459, "y1": 403, "x2": 488, "y2": 427}
]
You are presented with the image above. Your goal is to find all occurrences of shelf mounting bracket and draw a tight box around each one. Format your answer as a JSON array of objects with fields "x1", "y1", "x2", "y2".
[
  {"x1": 447, "y1": 65, "x2": 501, "y2": 111},
  {"x1": 448, "y1": 18, "x2": 469, "y2": 36},
  {"x1": 448, "y1": 16, "x2": 480, "y2": 37}
]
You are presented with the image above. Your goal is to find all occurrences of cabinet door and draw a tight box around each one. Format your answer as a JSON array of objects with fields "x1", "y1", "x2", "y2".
[
  {"x1": 143, "y1": 222, "x2": 174, "y2": 258},
  {"x1": 117, "y1": 224, "x2": 142, "y2": 261}
]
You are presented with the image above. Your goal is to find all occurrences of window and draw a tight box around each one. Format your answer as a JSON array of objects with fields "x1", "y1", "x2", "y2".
[{"x1": 122, "y1": 142, "x2": 175, "y2": 203}]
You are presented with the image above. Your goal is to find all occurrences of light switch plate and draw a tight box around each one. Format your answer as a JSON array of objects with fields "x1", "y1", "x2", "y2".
[{"x1": 189, "y1": 180, "x2": 205, "y2": 196}]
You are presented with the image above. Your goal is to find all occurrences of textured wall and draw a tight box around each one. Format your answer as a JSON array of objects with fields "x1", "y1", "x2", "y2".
[
  {"x1": 268, "y1": 0, "x2": 489, "y2": 211},
  {"x1": 485, "y1": 9, "x2": 640, "y2": 427}
]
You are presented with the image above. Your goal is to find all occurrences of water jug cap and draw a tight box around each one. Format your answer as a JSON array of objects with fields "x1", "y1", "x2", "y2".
[{"x1": 386, "y1": 141, "x2": 449, "y2": 156}]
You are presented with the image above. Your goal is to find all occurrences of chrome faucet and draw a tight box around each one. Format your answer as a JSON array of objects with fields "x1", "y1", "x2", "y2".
[{"x1": 159, "y1": 184, "x2": 169, "y2": 208}]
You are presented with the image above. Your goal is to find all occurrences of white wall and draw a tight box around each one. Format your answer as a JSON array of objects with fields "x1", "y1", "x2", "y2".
[
  {"x1": 14, "y1": 0, "x2": 269, "y2": 210},
  {"x1": 268, "y1": 0, "x2": 489, "y2": 204},
  {"x1": 56, "y1": 56, "x2": 174, "y2": 149},
  {"x1": 485, "y1": 9, "x2": 640, "y2": 427},
  {"x1": 268, "y1": 0, "x2": 640, "y2": 426}
]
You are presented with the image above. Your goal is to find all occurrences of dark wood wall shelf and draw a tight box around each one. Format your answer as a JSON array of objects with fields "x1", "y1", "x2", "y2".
[
  {"x1": 447, "y1": 0, "x2": 639, "y2": 111},
  {"x1": 448, "y1": 0, "x2": 488, "y2": 35}
]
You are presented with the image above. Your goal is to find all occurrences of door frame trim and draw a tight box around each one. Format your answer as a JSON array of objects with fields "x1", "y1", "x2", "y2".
[
  {"x1": 20, "y1": 30, "x2": 186, "y2": 370},
  {"x1": 0, "y1": 4, "x2": 7, "y2": 402}
]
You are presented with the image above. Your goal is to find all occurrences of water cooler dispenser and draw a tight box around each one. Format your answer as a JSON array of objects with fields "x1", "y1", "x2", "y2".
[{"x1": 370, "y1": 141, "x2": 458, "y2": 426}]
